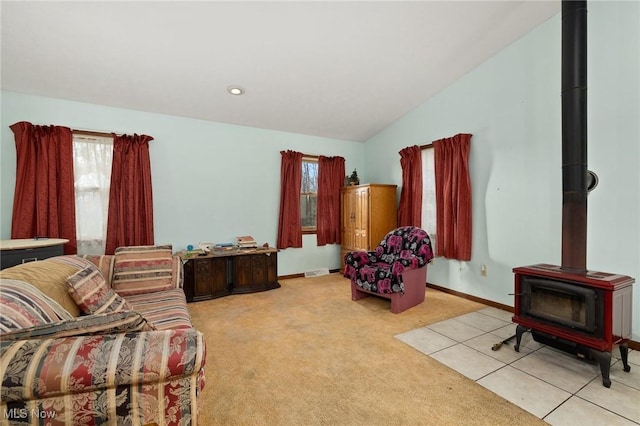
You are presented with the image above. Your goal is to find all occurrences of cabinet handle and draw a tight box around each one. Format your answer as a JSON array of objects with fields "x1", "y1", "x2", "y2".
[{"x1": 22, "y1": 257, "x2": 38, "y2": 264}]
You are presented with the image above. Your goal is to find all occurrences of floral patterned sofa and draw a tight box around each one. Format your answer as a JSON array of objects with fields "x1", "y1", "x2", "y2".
[
  {"x1": 0, "y1": 245, "x2": 206, "y2": 425},
  {"x1": 344, "y1": 226, "x2": 434, "y2": 313}
]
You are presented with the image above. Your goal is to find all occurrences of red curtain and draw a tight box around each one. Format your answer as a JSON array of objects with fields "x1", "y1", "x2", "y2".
[
  {"x1": 9, "y1": 121, "x2": 77, "y2": 254},
  {"x1": 434, "y1": 133, "x2": 472, "y2": 261},
  {"x1": 277, "y1": 150, "x2": 303, "y2": 249},
  {"x1": 317, "y1": 155, "x2": 345, "y2": 246},
  {"x1": 105, "y1": 133, "x2": 155, "y2": 254},
  {"x1": 397, "y1": 145, "x2": 423, "y2": 227}
]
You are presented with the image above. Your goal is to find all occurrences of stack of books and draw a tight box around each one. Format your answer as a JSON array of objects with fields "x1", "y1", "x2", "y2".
[
  {"x1": 236, "y1": 235, "x2": 257, "y2": 248},
  {"x1": 213, "y1": 243, "x2": 236, "y2": 252}
]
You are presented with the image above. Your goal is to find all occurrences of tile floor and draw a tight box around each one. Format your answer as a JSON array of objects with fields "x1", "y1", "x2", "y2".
[{"x1": 395, "y1": 307, "x2": 640, "y2": 425}]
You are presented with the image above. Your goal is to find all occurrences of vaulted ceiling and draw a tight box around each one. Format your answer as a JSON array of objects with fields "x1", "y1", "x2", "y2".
[{"x1": 1, "y1": 1, "x2": 560, "y2": 142}]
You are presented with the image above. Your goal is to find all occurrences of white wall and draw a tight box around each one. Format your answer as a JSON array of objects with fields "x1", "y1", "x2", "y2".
[
  {"x1": 365, "y1": 2, "x2": 640, "y2": 340},
  {"x1": 0, "y1": 91, "x2": 366, "y2": 276},
  {"x1": 1, "y1": 1, "x2": 637, "y2": 339}
]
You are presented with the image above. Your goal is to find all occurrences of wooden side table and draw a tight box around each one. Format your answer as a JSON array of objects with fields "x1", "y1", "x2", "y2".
[
  {"x1": 0, "y1": 238, "x2": 69, "y2": 270},
  {"x1": 180, "y1": 247, "x2": 280, "y2": 302}
]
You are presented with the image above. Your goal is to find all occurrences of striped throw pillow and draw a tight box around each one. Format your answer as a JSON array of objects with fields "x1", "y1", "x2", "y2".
[
  {"x1": 80, "y1": 254, "x2": 115, "y2": 287},
  {"x1": 0, "y1": 311, "x2": 155, "y2": 341},
  {"x1": 112, "y1": 245, "x2": 174, "y2": 296},
  {"x1": 67, "y1": 263, "x2": 131, "y2": 314},
  {"x1": 1, "y1": 257, "x2": 88, "y2": 317},
  {"x1": 0, "y1": 279, "x2": 73, "y2": 333}
]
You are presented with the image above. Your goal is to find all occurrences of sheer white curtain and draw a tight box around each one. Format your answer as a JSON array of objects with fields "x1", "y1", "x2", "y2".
[
  {"x1": 73, "y1": 135, "x2": 113, "y2": 255},
  {"x1": 421, "y1": 147, "x2": 437, "y2": 255}
]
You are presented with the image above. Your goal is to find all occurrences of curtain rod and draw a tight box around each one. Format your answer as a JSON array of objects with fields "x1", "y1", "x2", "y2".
[
  {"x1": 72, "y1": 129, "x2": 155, "y2": 141},
  {"x1": 72, "y1": 128, "x2": 119, "y2": 138},
  {"x1": 420, "y1": 143, "x2": 434, "y2": 150}
]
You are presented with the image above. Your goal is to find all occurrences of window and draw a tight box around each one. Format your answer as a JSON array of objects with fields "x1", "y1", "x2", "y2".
[
  {"x1": 421, "y1": 146, "x2": 437, "y2": 254},
  {"x1": 301, "y1": 156, "x2": 318, "y2": 233},
  {"x1": 72, "y1": 133, "x2": 114, "y2": 255}
]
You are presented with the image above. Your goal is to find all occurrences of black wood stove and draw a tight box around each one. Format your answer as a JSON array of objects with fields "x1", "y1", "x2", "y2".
[
  {"x1": 511, "y1": 1, "x2": 634, "y2": 388},
  {"x1": 513, "y1": 264, "x2": 633, "y2": 388}
]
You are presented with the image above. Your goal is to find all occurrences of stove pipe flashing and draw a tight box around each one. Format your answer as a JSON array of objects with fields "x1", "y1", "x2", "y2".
[{"x1": 561, "y1": 0, "x2": 588, "y2": 272}]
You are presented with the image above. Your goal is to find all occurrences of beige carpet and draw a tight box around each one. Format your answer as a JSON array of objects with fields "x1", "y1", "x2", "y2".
[{"x1": 188, "y1": 273, "x2": 545, "y2": 426}]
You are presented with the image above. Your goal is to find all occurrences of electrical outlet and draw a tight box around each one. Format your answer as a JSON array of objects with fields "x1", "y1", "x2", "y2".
[{"x1": 480, "y1": 265, "x2": 487, "y2": 277}]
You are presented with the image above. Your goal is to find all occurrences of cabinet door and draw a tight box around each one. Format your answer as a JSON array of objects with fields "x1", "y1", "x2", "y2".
[
  {"x1": 341, "y1": 189, "x2": 356, "y2": 250},
  {"x1": 193, "y1": 259, "x2": 214, "y2": 298},
  {"x1": 187, "y1": 257, "x2": 229, "y2": 301},
  {"x1": 354, "y1": 186, "x2": 370, "y2": 250},
  {"x1": 251, "y1": 254, "x2": 267, "y2": 286},
  {"x1": 209, "y1": 258, "x2": 229, "y2": 297},
  {"x1": 368, "y1": 186, "x2": 398, "y2": 248},
  {"x1": 238, "y1": 254, "x2": 268, "y2": 290},
  {"x1": 232, "y1": 255, "x2": 254, "y2": 293},
  {"x1": 266, "y1": 252, "x2": 277, "y2": 284},
  {"x1": 231, "y1": 252, "x2": 280, "y2": 294}
]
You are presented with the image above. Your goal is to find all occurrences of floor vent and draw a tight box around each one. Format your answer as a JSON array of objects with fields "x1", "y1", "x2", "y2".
[{"x1": 304, "y1": 268, "x2": 330, "y2": 278}]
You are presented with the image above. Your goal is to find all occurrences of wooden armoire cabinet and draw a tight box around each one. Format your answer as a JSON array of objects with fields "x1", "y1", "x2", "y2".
[{"x1": 340, "y1": 184, "x2": 398, "y2": 271}]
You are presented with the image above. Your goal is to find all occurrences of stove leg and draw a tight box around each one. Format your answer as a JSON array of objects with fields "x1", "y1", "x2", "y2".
[
  {"x1": 619, "y1": 343, "x2": 631, "y2": 373},
  {"x1": 589, "y1": 349, "x2": 612, "y2": 388},
  {"x1": 514, "y1": 325, "x2": 528, "y2": 352}
]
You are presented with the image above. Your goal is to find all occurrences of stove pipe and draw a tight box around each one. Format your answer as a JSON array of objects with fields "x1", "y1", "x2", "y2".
[{"x1": 561, "y1": 0, "x2": 588, "y2": 272}]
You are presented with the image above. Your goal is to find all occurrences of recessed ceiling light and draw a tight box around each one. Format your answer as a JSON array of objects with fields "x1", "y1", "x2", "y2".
[{"x1": 228, "y1": 86, "x2": 245, "y2": 96}]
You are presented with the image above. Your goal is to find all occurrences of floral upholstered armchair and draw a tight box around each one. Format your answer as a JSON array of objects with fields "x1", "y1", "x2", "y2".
[{"x1": 344, "y1": 226, "x2": 434, "y2": 313}]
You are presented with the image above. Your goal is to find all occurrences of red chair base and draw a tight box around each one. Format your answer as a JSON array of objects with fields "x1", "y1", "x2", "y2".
[{"x1": 351, "y1": 266, "x2": 427, "y2": 313}]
